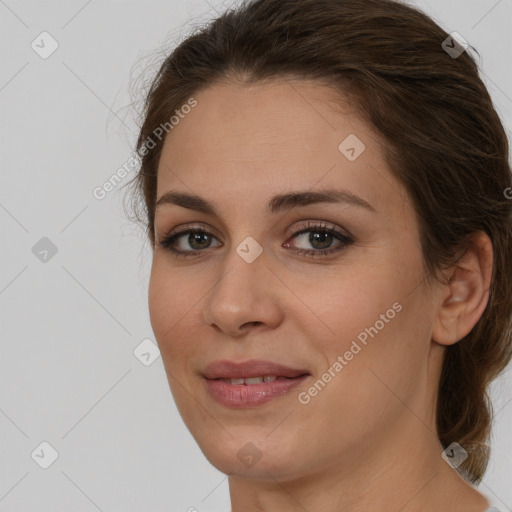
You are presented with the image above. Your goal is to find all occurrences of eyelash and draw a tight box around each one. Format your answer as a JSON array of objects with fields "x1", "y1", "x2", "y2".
[{"x1": 156, "y1": 221, "x2": 354, "y2": 260}]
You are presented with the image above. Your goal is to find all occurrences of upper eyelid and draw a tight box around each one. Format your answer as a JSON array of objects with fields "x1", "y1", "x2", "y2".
[{"x1": 164, "y1": 220, "x2": 345, "y2": 237}]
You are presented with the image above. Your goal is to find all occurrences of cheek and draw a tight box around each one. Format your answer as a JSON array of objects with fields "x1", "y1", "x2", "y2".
[
  {"x1": 311, "y1": 293, "x2": 432, "y2": 434},
  {"x1": 148, "y1": 271, "x2": 171, "y2": 343},
  {"x1": 295, "y1": 309, "x2": 424, "y2": 459},
  {"x1": 316, "y1": 269, "x2": 429, "y2": 382},
  {"x1": 300, "y1": 268, "x2": 404, "y2": 349},
  {"x1": 148, "y1": 263, "x2": 198, "y2": 358},
  {"x1": 301, "y1": 265, "x2": 429, "y2": 412}
]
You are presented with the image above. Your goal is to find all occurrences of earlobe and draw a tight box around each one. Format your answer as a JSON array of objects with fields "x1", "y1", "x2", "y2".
[{"x1": 432, "y1": 231, "x2": 493, "y2": 346}]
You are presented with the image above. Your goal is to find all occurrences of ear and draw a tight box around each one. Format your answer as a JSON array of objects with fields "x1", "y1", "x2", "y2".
[{"x1": 432, "y1": 231, "x2": 493, "y2": 346}]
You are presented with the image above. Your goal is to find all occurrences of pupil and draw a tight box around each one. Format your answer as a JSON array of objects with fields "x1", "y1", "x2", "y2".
[
  {"x1": 310, "y1": 231, "x2": 332, "y2": 249},
  {"x1": 190, "y1": 233, "x2": 210, "y2": 249}
]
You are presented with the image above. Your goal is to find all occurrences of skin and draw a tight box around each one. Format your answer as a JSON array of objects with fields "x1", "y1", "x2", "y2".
[{"x1": 148, "y1": 79, "x2": 494, "y2": 511}]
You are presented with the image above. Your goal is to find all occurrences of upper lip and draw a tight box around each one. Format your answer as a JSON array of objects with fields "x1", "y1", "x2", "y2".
[{"x1": 202, "y1": 359, "x2": 310, "y2": 379}]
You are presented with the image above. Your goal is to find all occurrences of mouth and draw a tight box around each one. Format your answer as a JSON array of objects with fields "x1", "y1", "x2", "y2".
[
  {"x1": 202, "y1": 359, "x2": 311, "y2": 408},
  {"x1": 215, "y1": 375, "x2": 307, "y2": 385},
  {"x1": 202, "y1": 359, "x2": 310, "y2": 380}
]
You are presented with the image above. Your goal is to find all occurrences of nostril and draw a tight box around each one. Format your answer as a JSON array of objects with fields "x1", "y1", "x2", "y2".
[{"x1": 240, "y1": 321, "x2": 263, "y2": 329}]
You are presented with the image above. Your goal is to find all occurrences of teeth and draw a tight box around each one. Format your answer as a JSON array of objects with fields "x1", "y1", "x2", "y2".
[
  {"x1": 244, "y1": 376, "x2": 263, "y2": 385},
  {"x1": 223, "y1": 375, "x2": 279, "y2": 385}
]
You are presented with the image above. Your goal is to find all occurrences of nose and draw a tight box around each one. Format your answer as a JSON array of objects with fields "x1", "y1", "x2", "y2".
[{"x1": 202, "y1": 244, "x2": 283, "y2": 337}]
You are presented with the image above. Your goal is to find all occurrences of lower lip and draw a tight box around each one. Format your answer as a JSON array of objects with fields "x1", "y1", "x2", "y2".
[{"x1": 204, "y1": 376, "x2": 310, "y2": 408}]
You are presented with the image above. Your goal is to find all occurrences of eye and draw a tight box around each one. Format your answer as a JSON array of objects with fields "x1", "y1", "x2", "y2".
[
  {"x1": 156, "y1": 221, "x2": 354, "y2": 259},
  {"x1": 284, "y1": 221, "x2": 354, "y2": 258},
  {"x1": 157, "y1": 226, "x2": 221, "y2": 258}
]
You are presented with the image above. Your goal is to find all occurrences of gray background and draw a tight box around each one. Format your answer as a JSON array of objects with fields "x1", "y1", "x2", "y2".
[{"x1": 0, "y1": 0, "x2": 511, "y2": 511}]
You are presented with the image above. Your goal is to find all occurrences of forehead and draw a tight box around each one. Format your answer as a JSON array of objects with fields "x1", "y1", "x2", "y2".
[
  {"x1": 156, "y1": 79, "x2": 405, "y2": 217},
  {"x1": 159, "y1": 78, "x2": 371, "y2": 162}
]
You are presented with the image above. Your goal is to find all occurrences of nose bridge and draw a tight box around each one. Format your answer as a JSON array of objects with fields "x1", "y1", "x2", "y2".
[
  {"x1": 202, "y1": 238, "x2": 281, "y2": 333},
  {"x1": 209, "y1": 238, "x2": 266, "y2": 308}
]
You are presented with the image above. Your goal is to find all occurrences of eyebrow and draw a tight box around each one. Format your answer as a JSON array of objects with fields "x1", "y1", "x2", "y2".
[{"x1": 155, "y1": 188, "x2": 377, "y2": 215}]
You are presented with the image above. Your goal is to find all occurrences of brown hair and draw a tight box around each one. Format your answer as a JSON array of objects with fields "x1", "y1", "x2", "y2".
[{"x1": 126, "y1": 0, "x2": 512, "y2": 484}]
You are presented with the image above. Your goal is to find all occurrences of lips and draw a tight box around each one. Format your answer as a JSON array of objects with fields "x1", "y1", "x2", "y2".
[
  {"x1": 202, "y1": 359, "x2": 310, "y2": 380},
  {"x1": 202, "y1": 359, "x2": 311, "y2": 407}
]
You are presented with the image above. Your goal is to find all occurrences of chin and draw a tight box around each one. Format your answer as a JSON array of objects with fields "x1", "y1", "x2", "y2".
[{"x1": 195, "y1": 432, "x2": 306, "y2": 481}]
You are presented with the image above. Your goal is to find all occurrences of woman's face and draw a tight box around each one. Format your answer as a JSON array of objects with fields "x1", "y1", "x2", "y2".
[{"x1": 148, "y1": 79, "x2": 444, "y2": 481}]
